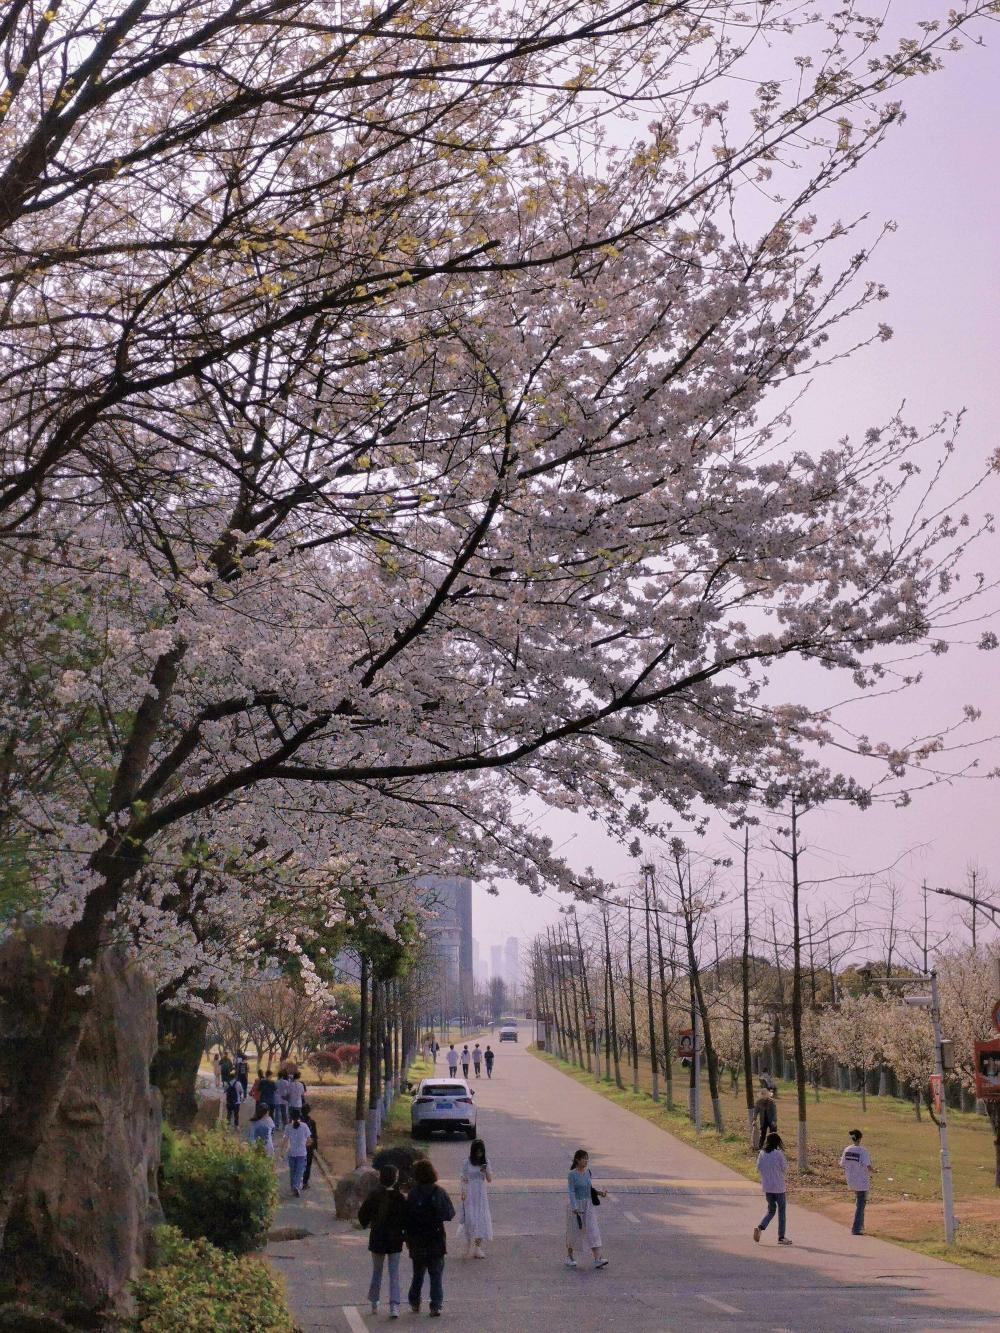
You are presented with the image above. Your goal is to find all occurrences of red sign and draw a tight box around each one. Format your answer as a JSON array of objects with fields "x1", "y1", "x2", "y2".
[
  {"x1": 676, "y1": 1028, "x2": 695, "y2": 1059},
  {"x1": 929, "y1": 1074, "x2": 943, "y2": 1116},
  {"x1": 974, "y1": 1037, "x2": 1000, "y2": 1100},
  {"x1": 584, "y1": 1013, "x2": 596, "y2": 1033},
  {"x1": 991, "y1": 998, "x2": 1000, "y2": 1034}
]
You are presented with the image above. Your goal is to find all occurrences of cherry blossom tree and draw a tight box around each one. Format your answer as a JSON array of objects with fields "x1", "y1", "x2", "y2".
[{"x1": 1, "y1": 0, "x2": 997, "y2": 1297}]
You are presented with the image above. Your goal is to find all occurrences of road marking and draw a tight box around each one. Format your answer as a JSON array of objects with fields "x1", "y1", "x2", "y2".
[
  {"x1": 344, "y1": 1307, "x2": 368, "y2": 1333},
  {"x1": 697, "y1": 1296, "x2": 742, "y2": 1316},
  {"x1": 624, "y1": 1210, "x2": 640, "y2": 1224}
]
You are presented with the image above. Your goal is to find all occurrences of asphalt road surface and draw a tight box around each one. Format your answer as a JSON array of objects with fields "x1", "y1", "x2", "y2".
[{"x1": 268, "y1": 1035, "x2": 1000, "y2": 1331}]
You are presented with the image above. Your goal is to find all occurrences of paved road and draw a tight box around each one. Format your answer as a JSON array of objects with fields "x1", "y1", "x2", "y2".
[{"x1": 267, "y1": 1035, "x2": 1000, "y2": 1331}]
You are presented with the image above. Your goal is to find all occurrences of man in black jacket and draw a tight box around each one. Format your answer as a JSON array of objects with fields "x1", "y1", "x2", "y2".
[
  {"x1": 301, "y1": 1103, "x2": 319, "y2": 1190},
  {"x1": 359, "y1": 1165, "x2": 408, "y2": 1318},
  {"x1": 404, "y1": 1159, "x2": 455, "y2": 1317}
]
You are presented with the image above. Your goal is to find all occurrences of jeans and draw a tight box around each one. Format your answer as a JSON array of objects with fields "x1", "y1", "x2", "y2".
[
  {"x1": 408, "y1": 1254, "x2": 445, "y2": 1311},
  {"x1": 485, "y1": 1063, "x2": 493, "y2": 1078},
  {"x1": 369, "y1": 1251, "x2": 401, "y2": 1307},
  {"x1": 473, "y1": 1064, "x2": 481, "y2": 1078},
  {"x1": 852, "y1": 1190, "x2": 867, "y2": 1234},
  {"x1": 758, "y1": 1192, "x2": 786, "y2": 1240},
  {"x1": 288, "y1": 1154, "x2": 307, "y2": 1192},
  {"x1": 303, "y1": 1146, "x2": 314, "y2": 1186},
  {"x1": 275, "y1": 1103, "x2": 288, "y2": 1130},
  {"x1": 226, "y1": 1104, "x2": 241, "y2": 1127}
]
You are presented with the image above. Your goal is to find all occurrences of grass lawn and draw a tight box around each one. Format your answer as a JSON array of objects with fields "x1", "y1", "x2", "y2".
[{"x1": 529, "y1": 1046, "x2": 1000, "y2": 1279}]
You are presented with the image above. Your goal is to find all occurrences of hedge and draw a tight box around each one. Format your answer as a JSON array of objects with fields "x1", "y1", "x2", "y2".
[{"x1": 160, "y1": 1127, "x2": 276, "y2": 1254}]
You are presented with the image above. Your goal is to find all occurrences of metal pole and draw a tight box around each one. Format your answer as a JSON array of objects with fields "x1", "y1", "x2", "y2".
[
  {"x1": 693, "y1": 999, "x2": 702, "y2": 1133},
  {"x1": 930, "y1": 972, "x2": 956, "y2": 1245}
]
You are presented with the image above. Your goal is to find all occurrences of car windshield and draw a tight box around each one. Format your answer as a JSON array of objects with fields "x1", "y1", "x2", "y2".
[{"x1": 422, "y1": 1084, "x2": 465, "y2": 1096}]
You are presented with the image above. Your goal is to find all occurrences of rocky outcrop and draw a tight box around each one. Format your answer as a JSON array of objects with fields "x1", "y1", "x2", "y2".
[
  {"x1": 0, "y1": 926, "x2": 161, "y2": 1327},
  {"x1": 334, "y1": 1165, "x2": 379, "y2": 1220}
]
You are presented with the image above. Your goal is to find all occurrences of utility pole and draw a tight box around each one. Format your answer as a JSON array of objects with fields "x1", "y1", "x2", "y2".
[{"x1": 900, "y1": 973, "x2": 955, "y2": 1245}]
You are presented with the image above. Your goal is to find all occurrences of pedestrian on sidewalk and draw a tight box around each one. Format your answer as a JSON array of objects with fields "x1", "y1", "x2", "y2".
[
  {"x1": 301, "y1": 1102, "x2": 319, "y2": 1191},
  {"x1": 359, "y1": 1163, "x2": 408, "y2": 1319},
  {"x1": 256, "y1": 1067, "x2": 277, "y2": 1118},
  {"x1": 565, "y1": 1149, "x2": 608, "y2": 1270},
  {"x1": 431, "y1": 1040, "x2": 439, "y2": 1065},
  {"x1": 212, "y1": 1053, "x2": 222, "y2": 1088},
  {"x1": 287, "y1": 1069, "x2": 306, "y2": 1118},
  {"x1": 752, "y1": 1084, "x2": 778, "y2": 1150},
  {"x1": 220, "y1": 1051, "x2": 234, "y2": 1083},
  {"x1": 275, "y1": 1070, "x2": 291, "y2": 1130},
  {"x1": 248, "y1": 1104, "x2": 276, "y2": 1157},
  {"x1": 839, "y1": 1128, "x2": 875, "y2": 1236},
  {"x1": 224, "y1": 1074, "x2": 244, "y2": 1128},
  {"x1": 760, "y1": 1069, "x2": 776, "y2": 1095},
  {"x1": 405, "y1": 1158, "x2": 455, "y2": 1316},
  {"x1": 447, "y1": 1045, "x2": 459, "y2": 1077},
  {"x1": 484, "y1": 1045, "x2": 494, "y2": 1079},
  {"x1": 460, "y1": 1138, "x2": 494, "y2": 1259},
  {"x1": 235, "y1": 1051, "x2": 249, "y2": 1093},
  {"x1": 460, "y1": 1045, "x2": 471, "y2": 1078},
  {"x1": 472, "y1": 1044, "x2": 483, "y2": 1078},
  {"x1": 284, "y1": 1109, "x2": 312, "y2": 1196},
  {"x1": 753, "y1": 1131, "x2": 792, "y2": 1245}
]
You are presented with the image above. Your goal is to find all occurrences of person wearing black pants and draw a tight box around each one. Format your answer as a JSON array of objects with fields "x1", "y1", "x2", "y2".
[
  {"x1": 301, "y1": 1103, "x2": 319, "y2": 1190},
  {"x1": 404, "y1": 1159, "x2": 455, "y2": 1316}
]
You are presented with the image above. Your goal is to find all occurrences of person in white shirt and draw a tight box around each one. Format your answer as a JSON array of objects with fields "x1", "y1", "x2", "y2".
[
  {"x1": 447, "y1": 1046, "x2": 458, "y2": 1076},
  {"x1": 275, "y1": 1073, "x2": 291, "y2": 1130},
  {"x1": 287, "y1": 1073, "x2": 306, "y2": 1115},
  {"x1": 285, "y1": 1110, "x2": 314, "y2": 1196},
  {"x1": 753, "y1": 1132, "x2": 791, "y2": 1245},
  {"x1": 840, "y1": 1128, "x2": 875, "y2": 1235}
]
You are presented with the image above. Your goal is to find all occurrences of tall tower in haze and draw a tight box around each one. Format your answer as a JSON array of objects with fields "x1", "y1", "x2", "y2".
[{"x1": 503, "y1": 936, "x2": 520, "y2": 995}]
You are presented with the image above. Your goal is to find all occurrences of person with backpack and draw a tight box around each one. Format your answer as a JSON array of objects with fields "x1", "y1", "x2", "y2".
[
  {"x1": 484, "y1": 1045, "x2": 495, "y2": 1079},
  {"x1": 224, "y1": 1074, "x2": 244, "y2": 1128},
  {"x1": 754, "y1": 1131, "x2": 792, "y2": 1245},
  {"x1": 359, "y1": 1164, "x2": 408, "y2": 1319},
  {"x1": 839, "y1": 1128, "x2": 875, "y2": 1235},
  {"x1": 404, "y1": 1158, "x2": 455, "y2": 1316},
  {"x1": 565, "y1": 1148, "x2": 608, "y2": 1269},
  {"x1": 752, "y1": 1084, "x2": 778, "y2": 1150}
]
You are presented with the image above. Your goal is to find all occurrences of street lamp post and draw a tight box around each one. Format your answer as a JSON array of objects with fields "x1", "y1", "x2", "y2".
[{"x1": 903, "y1": 972, "x2": 956, "y2": 1245}]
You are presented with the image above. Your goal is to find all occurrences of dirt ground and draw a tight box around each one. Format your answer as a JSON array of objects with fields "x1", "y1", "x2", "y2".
[{"x1": 305, "y1": 1086, "x2": 358, "y2": 1178}]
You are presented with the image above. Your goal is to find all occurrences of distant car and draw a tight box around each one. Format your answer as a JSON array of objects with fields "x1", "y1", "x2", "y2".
[
  {"x1": 499, "y1": 1024, "x2": 518, "y2": 1042},
  {"x1": 410, "y1": 1078, "x2": 477, "y2": 1139}
]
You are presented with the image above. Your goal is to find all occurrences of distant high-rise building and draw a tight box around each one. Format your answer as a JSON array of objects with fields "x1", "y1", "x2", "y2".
[
  {"x1": 417, "y1": 875, "x2": 473, "y2": 996},
  {"x1": 504, "y1": 936, "x2": 520, "y2": 993},
  {"x1": 490, "y1": 943, "x2": 503, "y2": 979}
]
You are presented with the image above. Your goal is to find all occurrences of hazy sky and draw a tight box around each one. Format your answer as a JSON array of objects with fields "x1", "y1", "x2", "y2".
[{"x1": 473, "y1": 31, "x2": 1000, "y2": 959}]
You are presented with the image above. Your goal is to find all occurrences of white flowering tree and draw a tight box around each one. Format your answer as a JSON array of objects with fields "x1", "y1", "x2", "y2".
[
  {"x1": 1, "y1": 0, "x2": 997, "y2": 1311},
  {"x1": 824, "y1": 993, "x2": 888, "y2": 1113},
  {"x1": 881, "y1": 1001, "x2": 936, "y2": 1121},
  {"x1": 939, "y1": 948, "x2": 1000, "y2": 1186}
]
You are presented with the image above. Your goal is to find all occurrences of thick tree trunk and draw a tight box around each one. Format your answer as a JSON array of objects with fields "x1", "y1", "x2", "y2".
[
  {"x1": 0, "y1": 927, "x2": 161, "y2": 1327},
  {"x1": 151, "y1": 1002, "x2": 210, "y2": 1130},
  {"x1": 354, "y1": 956, "x2": 370, "y2": 1167}
]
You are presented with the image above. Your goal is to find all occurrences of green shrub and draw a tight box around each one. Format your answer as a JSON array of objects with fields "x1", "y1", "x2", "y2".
[
  {"x1": 133, "y1": 1226, "x2": 295, "y2": 1332},
  {"x1": 160, "y1": 1127, "x2": 276, "y2": 1254}
]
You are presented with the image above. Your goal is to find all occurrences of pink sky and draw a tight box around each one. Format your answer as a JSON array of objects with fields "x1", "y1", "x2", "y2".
[{"x1": 474, "y1": 35, "x2": 1000, "y2": 959}]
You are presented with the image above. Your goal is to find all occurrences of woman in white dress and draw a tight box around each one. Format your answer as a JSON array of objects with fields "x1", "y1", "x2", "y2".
[
  {"x1": 460, "y1": 1139, "x2": 494, "y2": 1258},
  {"x1": 565, "y1": 1149, "x2": 608, "y2": 1269}
]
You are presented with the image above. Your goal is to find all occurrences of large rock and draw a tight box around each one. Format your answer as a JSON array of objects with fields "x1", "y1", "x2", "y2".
[
  {"x1": 0, "y1": 927, "x2": 161, "y2": 1327},
  {"x1": 334, "y1": 1166, "x2": 379, "y2": 1220}
]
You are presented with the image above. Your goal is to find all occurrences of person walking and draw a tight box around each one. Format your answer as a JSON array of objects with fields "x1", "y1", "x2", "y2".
[
  {"x1": 275, "y1": 1071, "x2": 291, "y2": 1130},
  {"x1": 235, "y1": 1051, "x2": 249, "y2": 1093},
  {"x1": 460, "y1": 1045, "x2": 471, "y2": 1079},
  {"x1": 404, "y1": 1158, "x2": 455, "y2": 1316},
  {"x1": 840, "y1": 1128, "x2": 875, "y2": 1236},
  {"x1": 256, "y1": 1067, "x2": 277, "y2": 1118},
  {"x1": 484, "y1": 1045, "x2": 495, "y2": 1079},
  {"x1": 212, "y1": 1053, "x2": 222, "y2": 1089},
  {"x1": 565, "y1": 1149, "x2": 608, "y2": 1270},
  {"x1": 760, "y1": 1069, "x2": 776, "y2": 1094},
  {"x1": 224, "y1": 1074, "x2": 244, "y2": 1128},
  {"x1": 753, "y1": 1131, "x2": 792, "y2": 1245},
  {"x1": 472, "y1": 1044, "x2": 483, "y2": 1079},
  {"x1": 460, "y1": 1138, "x2": 494, "y2": 1259},
  {"x1": 284, "y1": 1109, "x2": 312, "y2": 1197},
  {"x1": 447, "y1": 1045, "x2": 459, "y2": 1077},
  {"x1": 301, "y1": 1102, "x2": 319, "y2": 1191},
  {"x1": 359, "y1": 1163, "x2": 408, "y2": 1319},
  {"x1": 287, "y1": 1069, "x2": 306, "y2": 1118},
  {"x1": 220, "y1": 1051, "x2": 234, "y2": 1083},
  {"x1": 752, "y1": 1084, "x2": 778, "y2": 1151},
  {"x1": 248, "y1": 1104, "x2": 276, "y2": 1157}
]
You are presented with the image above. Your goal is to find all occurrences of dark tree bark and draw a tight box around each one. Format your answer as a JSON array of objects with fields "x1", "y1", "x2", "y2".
[{"x1": 150, "y1": 1002, "x2": 209, "y2": 1131}]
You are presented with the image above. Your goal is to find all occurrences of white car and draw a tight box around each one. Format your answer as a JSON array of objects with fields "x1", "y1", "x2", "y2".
[
  {"x1": 410, "y1": 1078, "x2": 477, "y2": 1139},
  {"x1": 499, "y1": 1024, "x2": 518, "y2": 1042}
]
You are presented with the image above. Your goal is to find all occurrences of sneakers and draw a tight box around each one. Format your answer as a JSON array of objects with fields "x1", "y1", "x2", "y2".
[
  {"x1": 473, "y1": 1246, "x2": 486, "y2": 1260},
  {"x1": 778, "y1": 1237, "x2": 793, "y2": 1246},
  {"x1": 410, "y1": 1303, "x2": 421, "y2": 1314},
  {"x1": 370, "y1": 1301, "x2": 378, "y2": 1315},
  {"x1": 753, "y1": 1227, "x2": 761, "y2": 1243},
  {"x1": 595, "y1": 1258, "x2": 609, "y2": 1270},
  {"x1": 292, "y1": 1187, "x2": 300, "y2": 1197},
  {"x1": 564, "y1": 1258, "x2": 578, "y2": 1269},
  {"x1": 389, "y1": 1306, "x2": 399, "y2": 1320},
  {"x1": 430, "y1": 1310, "x2": 442, "y2": 1318}
]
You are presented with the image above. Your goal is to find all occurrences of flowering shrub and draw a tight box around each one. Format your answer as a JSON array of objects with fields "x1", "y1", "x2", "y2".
[
  {"x1": 160, "y1": 1128, "x2": 276, "y2": 1254},
  {"x1": 332, "y1": 1042, "x2": 360, "y2": 1071},
  {"x1": 133, "y1": 1226, "x2": 295, "y2": 1332},
  {"x1": 313, "y1": 1049, "x2": 343, "y2": 1081}
]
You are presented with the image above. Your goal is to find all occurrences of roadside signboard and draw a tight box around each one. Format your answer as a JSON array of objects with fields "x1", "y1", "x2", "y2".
[
  {"x1": 584, "y1": 1012, "x2": 596, "y2": 1034},
  {"x1": 676, "y1": 1028, "x2": 695, "y2": 1059},
  {"x1": 974, "y1": 1037, "x2": 1000, "y2": 1100},
  {"x1": 930, "y1": 1073, "x2": 943, "y2": 1116}
]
